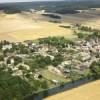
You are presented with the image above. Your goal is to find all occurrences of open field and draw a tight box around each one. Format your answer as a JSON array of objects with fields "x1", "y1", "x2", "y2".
[
  {"x1": 0, "y1": 8, "x2": 100, "y2": 42},
  {"x1": 61, "y1": 9, "x2": 100, "y2": 29},
  {"x1": 0, "y1": 13, "x2": 73, "y2": 42},
  {"x1": 40, "y1": 69, "x2": 70, "y2": 83},
  {"x1": 45, "y1": 80, "x2": 100, "y2": 100}
]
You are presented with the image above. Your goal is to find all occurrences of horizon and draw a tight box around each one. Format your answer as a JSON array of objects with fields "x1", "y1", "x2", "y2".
[
  {"x1": 0, "y1": 0, "x2": 100, "y2": 4},
  {"x1": 0, "y1": 0, "x2": 97, "y2": 3},
  {"x1": 0, "y1": 0, "x2": 64, "y2": 3}
]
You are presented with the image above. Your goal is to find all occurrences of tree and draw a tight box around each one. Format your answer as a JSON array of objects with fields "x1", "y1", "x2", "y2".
[
  {"x1": 77, "y1": 32, "x2": 85, "y2": 38},
  {"x1": 41, "y1": 81, "x2": 48, "y2": 89},
  {"x1": 0, "y1": 66, "x2": 33, "y2": 100},
  {"x1": 38, "y1": 37, "x2": 74, "y2": 49},
  {"x1": 52, "y1": 53, "x2": 63, "y2": 66},
  {"x1": 0, "y1": 55, "x2": 4, "y2": 61},
  {"x1": 89, "y1": 61, "x2": 100, "y2": 79},
  {"x1": 14, "y1": 57, "x2": 22, "y2": 66}
]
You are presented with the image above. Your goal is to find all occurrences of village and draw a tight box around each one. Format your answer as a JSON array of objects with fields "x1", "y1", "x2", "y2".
[
  {"x1": 0, "y1": 1, "x2": 100, "y2": 99},
  {"x1": 0, "y1": 30, "x2": 99, "y2": 93}
]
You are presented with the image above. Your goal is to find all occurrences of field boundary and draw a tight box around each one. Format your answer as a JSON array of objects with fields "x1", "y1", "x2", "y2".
[{"x1": 25, "y1": 77, "x2": 99, "y2": 100}]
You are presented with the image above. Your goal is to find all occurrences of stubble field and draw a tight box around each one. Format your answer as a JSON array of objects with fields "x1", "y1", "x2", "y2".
[
  {"x1": 0, "y1": 8, "x2": 100, "y2": 42},
  {"x1": 0, "y1": 13, "x2": 73, "y2": 42},
  {"x1": 45, "y1": 80, "x2": 100, "y2": 100}
]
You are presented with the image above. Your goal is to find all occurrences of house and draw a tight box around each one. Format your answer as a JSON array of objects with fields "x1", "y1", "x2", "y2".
[
  {"x1": 80, "y1": 52, "x2": 91, "y2": 61},
  {"x1": 12, "y1": 70, "x2": 23, "y2": 76},
  {"x1": 12, "y1": 67, "x2": 19, "y2": 71},
  {"x1": 38, "y1": 45, "x2": 49, "y2": 52},
  {"x1": 34, "y1": 73, "x2": 43, "y2": 80},
  {"x1": 16, "y1": 63, "x2": 30, "y2": 70},
  {"x1": 16, "y1": 54, "x2": 29, "y2": 58},
  {"x1": 51, "y1": 79, "x2": 59, "y2": 85},
  {"x1": 10, "y1": 58, "x2": 14, "y2": 65},
  {"x1": 63, "y1": 69, "x2": 70, "y2": 73},
  {"x1": 61, "y1": 61, "x2": 71, "y2": 66},
  {"x1": 48, "y1": 46, "x2": 58, "y2": 53},
  {"x1": 48, "y1": 66, "x2": 62, "y2": 75},
  {"x1": 2, "y1": 44, "x2": 12, "y2": 51}
]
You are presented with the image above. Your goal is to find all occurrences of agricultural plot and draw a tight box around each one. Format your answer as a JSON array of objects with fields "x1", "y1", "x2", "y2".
[{"x1": 45, "y1": 80, "x2": 100, "y2": 100}]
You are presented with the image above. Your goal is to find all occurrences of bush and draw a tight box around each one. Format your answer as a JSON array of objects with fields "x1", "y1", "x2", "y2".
[
  {"x1": 52, "y1": 53, "x2": 63, "y2": 66},
  {"x1": 89, "y1": 61, "x2": 100, "y2": 79}
]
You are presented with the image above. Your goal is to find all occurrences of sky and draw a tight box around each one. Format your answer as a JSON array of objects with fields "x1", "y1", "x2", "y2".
[{"x1": 0, "y1": 0, "x2": 63, "y2": 3}]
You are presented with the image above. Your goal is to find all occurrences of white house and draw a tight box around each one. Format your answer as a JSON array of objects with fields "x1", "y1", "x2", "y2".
[{"x1": 2, "y1": 44, "x2": 12, "y2": 51}]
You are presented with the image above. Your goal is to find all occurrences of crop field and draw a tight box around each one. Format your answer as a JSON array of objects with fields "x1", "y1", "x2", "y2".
[
  {"x1": 0, "y1": 0, "x2": 100, "y2": 42},
  {"x1": 62, "y1": 9, "x2": 100, "y2": 29},
  {"x1": 0, "y1": 8, "x2": 100, "y2": 42},
  {"x1": 45, "y1": 80, "x2": 100, "y2": 100},
  {"x1": 0, "y1": 12, "x2": 73, "y2": 42}
]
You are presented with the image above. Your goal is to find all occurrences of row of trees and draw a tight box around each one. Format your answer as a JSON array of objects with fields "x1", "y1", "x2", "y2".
[
  {"x1": 24, "y1": 53, "x2": 64, "y2": 70},
  {"x1": 42, "y1": 13, "x2": 61, "y2": 19},
  {"x1": 75, "y1": 24, "x2": 100, "y2": 32},
  {"x1": 76, "y1": 31, "x2": 100, "y2": 39},
  {"x1": 38, "y1": 37, "x2": 74, "y2": 48}
]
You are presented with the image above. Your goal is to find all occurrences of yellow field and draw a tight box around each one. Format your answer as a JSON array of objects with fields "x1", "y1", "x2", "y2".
[
  {"x1": 0, "y1": 13, "x2": 73, "y2": 42},
  {"x1": 84, "y1": 19, "x2": 100, "y2": 29},
  {"x1": 45, "y1": 80, "x2": 100, "y2": 100},
  {"x1": 0, "y1": 8, "x2": 100, "y2": 42}
]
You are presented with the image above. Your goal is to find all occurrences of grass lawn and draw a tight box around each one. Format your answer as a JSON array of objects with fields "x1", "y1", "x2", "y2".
[{"x1": 40, "y1": 69, "x2": 70, "y2": 83}]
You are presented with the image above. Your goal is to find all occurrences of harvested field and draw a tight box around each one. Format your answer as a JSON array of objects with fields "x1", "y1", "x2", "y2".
[
  {"x1": 62, "y1": 9, "x2": 100, "y2": 29},
  {"x1": 0, "y1": 8, "x2": 100, "y2": 42},
  {"x1": 0, "y1": 13, "x2": 73, "y2": 42},
  {"x1": 45, "y1": 80, "x2": 100, "y2": 100}
]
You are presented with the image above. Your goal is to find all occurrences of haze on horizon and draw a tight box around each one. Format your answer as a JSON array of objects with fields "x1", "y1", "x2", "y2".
[
  {"x1": 0, "y1": 0, "x2": 95, "y2": 3},
  {"x1": 0, "y1": 0, "x2": 64, "y2": 3}
]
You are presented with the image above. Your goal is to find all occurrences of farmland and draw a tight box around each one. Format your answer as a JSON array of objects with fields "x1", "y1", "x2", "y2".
[
  {"x1": 0, "y1": 12, "x2": 73, "y2": 42},
  {"x1": 0, "y1": 1, "x2": 100, "y2": 100},
  {"x1": 0, "y1": 9, "x2": 100, "y2": 42},
  {"x1": 0, "y1": 1, "x2": 100, "y2": 42},
  {"x1": 45, "y1": 80, "x2": 100, "y2": 100}
]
